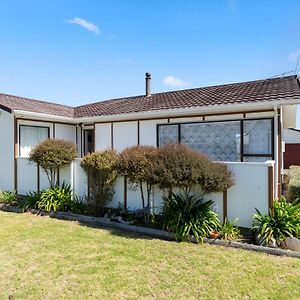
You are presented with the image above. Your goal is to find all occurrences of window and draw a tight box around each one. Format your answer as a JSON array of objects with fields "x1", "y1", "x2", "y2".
[
  {"x1": 83, "y1": 129, "x2": 94, "y2": 156},
  {"x1": 19, "y1": 125, "x2": 49, "y2": 157},
  {"x1": 158, "y1": 124, "x2": 178, "y2": 147},
  {"x1": 157, "y1": 118, "x2": 273, "y2": 162},
  {"x1": 181, "y1": 121, "x2": 241, "y2": 161}
]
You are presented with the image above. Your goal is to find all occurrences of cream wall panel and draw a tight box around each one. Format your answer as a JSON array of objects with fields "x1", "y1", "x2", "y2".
[
  {"x1": 0, "y1": 110, "x2": 14, "y2": 191},
  {"x1": 205, "y1": 114, "x2": 243, "y2": 121},
  {"x1": 95, "y1": 123, "x2": 111, "y2": 151},
  {"x1": 55, "y1": 124, "x2": 76, "y2": 143},
  {"x1": 245, "y1": 111, "x2": 274, "y2": 118},
  {"x1": 169, "y1": 117, "x2": 203, "y2": 123},
  {"x1": 113, "y1": 121, "x2": 138, "y2": 151},
  {"x1": 139, "y1": 119, "x2": 168, "y2": 146}
]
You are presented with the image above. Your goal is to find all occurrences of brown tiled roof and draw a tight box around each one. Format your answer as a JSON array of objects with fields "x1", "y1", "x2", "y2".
[
  {"x1": 74, "y1": 75, "x2": 300, "y2": 117},
  {"x1": 0, "y1": 93, "x2": 74, "y2": 117},
  {"x1": 1, "y1": 75, "x2": 300, "y2": 118}
]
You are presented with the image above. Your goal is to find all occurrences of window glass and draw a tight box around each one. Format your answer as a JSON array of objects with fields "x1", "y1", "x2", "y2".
[
  {"x1": 158, "y1": 125, "x2": 178, "y2": 146},
  {"x1": 243, "y1": 119, "x2": 272, "y2": 155},
  {"x1": 20, "y1": 126, "x2": 49, "y2": 157},
  {"x1": 180, "y1": 121, "x2": 241, "y2": 161}
]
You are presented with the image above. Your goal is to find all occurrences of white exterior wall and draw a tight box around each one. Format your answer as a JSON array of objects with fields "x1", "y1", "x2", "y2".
[
  {"x1": 225, "y1": 162, "x2": 270, "y2": 227},
  {"x1": 139, "y1": 119, "x2": 168, "y2": 146},
  {"x1": 95, "y1": 123, "x2": 111, "y2": 150},
  {"x1": 113, "y1": 121, "x2": 138, "y2": 151},
  {"x1": 283, "y1": 128, "x2": 300, "y2": 144},
  {"x1": 17, "y1": 158, "x2": 37, "y2": 194},
  {"x1": 16, "y1": 158, "x2": 272, "y2": 228},
  {"x1": 0, "y1": 109, "x2": 14, "y2": 191},
  {"x1": 55, "y1": 124, "x2": 76, "y2": 143}
]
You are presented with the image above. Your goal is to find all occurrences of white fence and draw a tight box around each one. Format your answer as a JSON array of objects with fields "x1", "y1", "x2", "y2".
[{"x1": 16, "y1": 158, "x2": 274, "y2": 228}]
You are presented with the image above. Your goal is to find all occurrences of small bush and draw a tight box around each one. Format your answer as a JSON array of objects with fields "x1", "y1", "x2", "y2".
[
  {"x1": 201, "y1": 162, "x2": 234, "y2": 193},
  {"x1": 252, "y1": 196, "x2": 300, "y2": 246},
  {"x1": 162, "y1": 192, "x2": 220, "y2": 243},
  {"x1": 287, "y1": 166, "x2": 300, "y2": 202},
  {"x1": 219, "y1": 219, "x2": 240, "y2": 241},
  {"x1": 29, "y1": 139, "x2": 77, "y2": 187},
  {"x1": 156, "y1": 144, "x2": 234, "y2": 194},
  {"x1": 118, "y1": 146, "x2": 160, "y2": 211},
  {"x1": 0, "y1": 190, "x2": 17, "y2": 204},
  {"x1": 81, "y1": 150, "x2": 118, "y2": 215}
]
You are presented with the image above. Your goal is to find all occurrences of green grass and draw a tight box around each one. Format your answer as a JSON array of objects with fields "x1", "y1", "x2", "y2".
[{"x1": 0, "y1": 211, "x2": 299, "y2": 299}]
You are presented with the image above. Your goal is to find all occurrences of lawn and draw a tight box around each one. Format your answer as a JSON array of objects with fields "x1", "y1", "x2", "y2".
[{"x1": 0, "y1": 211, "x2": 299, "y2": 299}]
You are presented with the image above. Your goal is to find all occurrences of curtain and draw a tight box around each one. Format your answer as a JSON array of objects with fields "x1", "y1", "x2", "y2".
[{"x1": 20, "y1": 126, "x2": 49, "y2": 157}]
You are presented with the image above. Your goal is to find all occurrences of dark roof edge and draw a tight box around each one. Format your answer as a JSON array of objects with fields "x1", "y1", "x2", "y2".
[{"x1": 0, "y1": 104, "x2": 12, "y2": 113}]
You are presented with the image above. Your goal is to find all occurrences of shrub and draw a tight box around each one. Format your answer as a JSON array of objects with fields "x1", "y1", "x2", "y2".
[
  {"x1": 287, "y1": 166, "x2": 300, "y2": 202},
  {"x1": 81, "y1": 150, "x2": 118, "y2": 215},
  {"x1": 20, "y1": 191, "x2": 41, "y2": 211},
  {"x1": 70, "y1": 196, "x2": 87, "y2": 215},
  {"x1": 29, "y1": 139, "x2": 77, "y2": 187},
  {"x1": 156, "y1": 144, "x2": 233, "y2": 194},
  {"x1": 37, "y1": 183, "x2": 73, "y2": 212},
  {"x1": 219, "y1": 219, "x2": 240, "y2": 241},
  {"x1": 252, "y1": 196, "x2": 300, "y2": 246},
  {"x1": 0, "y1": 190, "x2": 17, "y2": 204},
  {"x1": 20, "y1": 186, "x2": 87, "y2": 214},
  {"x1": 201, "y1": 162, "x2": 234, "y2": 193},
  {"x1": 162, "y1": 192, "x2": 220, "y2": 243},
  {"x1": 118, "y1": 146, "x2": 160, "y2": 211}
]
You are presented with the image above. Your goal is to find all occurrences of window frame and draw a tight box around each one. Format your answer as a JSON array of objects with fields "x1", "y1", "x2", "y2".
[
  {"x1": 156, "y1": 117, "x2": 274, "y2": 162},
  {"x1": 19, "y1": 125, "x2": 50, "y2": 157}
]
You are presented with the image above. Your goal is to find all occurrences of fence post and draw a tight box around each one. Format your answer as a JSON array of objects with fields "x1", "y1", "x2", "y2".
[
  {"x1": 223, "y1": 190, "x2": 228, "y2": 222},
  {"x1": 268, "y1": 165, "x2": 274, "y2": 209}
]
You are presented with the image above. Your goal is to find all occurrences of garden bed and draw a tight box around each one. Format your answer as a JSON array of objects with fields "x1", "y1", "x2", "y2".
[{"x1": 1, "y1": 203, "x2": 299, "y2": 258}]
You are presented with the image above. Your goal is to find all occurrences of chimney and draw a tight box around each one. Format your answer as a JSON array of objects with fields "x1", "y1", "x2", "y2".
[{"x1": 145, "y1": 72, "x2": 151, "y2": 97}]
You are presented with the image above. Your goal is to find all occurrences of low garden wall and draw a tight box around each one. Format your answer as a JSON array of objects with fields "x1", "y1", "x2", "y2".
[{"x1": 16, "y1": 158, "x2": 275, "y2": 228}]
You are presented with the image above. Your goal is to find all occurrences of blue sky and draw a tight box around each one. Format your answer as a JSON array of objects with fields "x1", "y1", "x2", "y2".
[{"x1": 0, "y1": 0, "x2": 300, "y2": 107}]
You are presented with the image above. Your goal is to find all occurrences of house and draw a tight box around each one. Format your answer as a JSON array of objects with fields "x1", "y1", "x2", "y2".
[
  {"x1": 1, "y1": 74, "x2": 300, "y2": 227},
  {"x1": 283, "y1": 128, "x2": 300, "y2": 169}
]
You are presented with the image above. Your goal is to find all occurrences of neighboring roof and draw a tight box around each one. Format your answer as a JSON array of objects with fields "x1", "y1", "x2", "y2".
[
  {"x1": 74, "y1": 75, "x2": 300, "y2": 117},
  {"x1": 1, "y1": 75, "x2": 300, "y2": 118},
  {"x1": 0, "y1": 93, "x2": 74, "y2": 118},
  {"x1": 287, "y1": 128, "x2": 300, "y2": 133}
]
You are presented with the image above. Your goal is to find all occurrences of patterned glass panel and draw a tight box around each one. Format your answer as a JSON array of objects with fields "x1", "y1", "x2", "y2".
[
  {"x1": 158, "y1": 125, "x2": 178, "y2": 146},
  {"x1": 180, "y1": 121, "x2": 241, "y2": 161},
  {"x1": 243, "y1": 156, "x2": 272, "y2": 162},
  {"x1": 243, "y1": 119, "x2": 272, "y2": 155}
]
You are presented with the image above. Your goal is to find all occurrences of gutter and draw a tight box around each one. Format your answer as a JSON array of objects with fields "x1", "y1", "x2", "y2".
[{"x1": 13, "y1": 110, "x2": 76, "y2": 123}]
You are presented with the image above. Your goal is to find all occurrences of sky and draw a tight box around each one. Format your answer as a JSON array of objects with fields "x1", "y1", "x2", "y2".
[{"x1": 0, "y1": 0, "x2": 300, "y2": 109}]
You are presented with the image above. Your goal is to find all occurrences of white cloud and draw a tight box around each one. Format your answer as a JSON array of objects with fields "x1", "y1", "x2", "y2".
[
  {"x1": 288, "y1": 49, "x2": 300, "y2": 62},
  {"x1": 163, "y1": 75, "x2": 188, "y2": 88},
  {"x1": 67, "y1": 17, "x2": 100, "y2": 35}
]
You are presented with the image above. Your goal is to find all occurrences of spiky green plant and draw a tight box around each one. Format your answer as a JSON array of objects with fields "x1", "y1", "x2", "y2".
[
  {"x1": 162, "y1": 192, "x2": 220, "y2": 243},
  {"x1": 252, "y1": 196, "x2": 300, "y2": 245},
  {"x1": 219, "y1": 218, "x2": 240, "y2": 241},
  {"x1": 37, "y1": 183, "x2": 72, "y2": 213}
]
